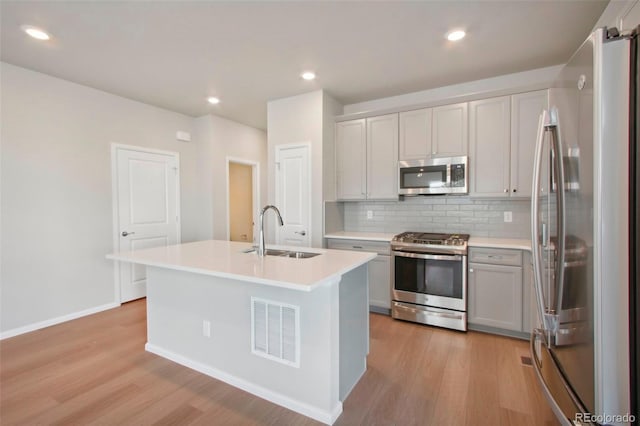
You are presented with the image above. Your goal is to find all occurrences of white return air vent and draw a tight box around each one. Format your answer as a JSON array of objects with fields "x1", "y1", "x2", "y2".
[{"x1": 251, "y1": 297, "x2": 300, "y2": 368}]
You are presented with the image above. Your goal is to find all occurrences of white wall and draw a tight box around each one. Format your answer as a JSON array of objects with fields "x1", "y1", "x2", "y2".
[
  {"x1": 342, "y1": 66, "x2": 561, "y2": 116},
  {"x1": 322, "y1": 92, "x2": 343, "y2": 203},
  {"x1": 0, "y1": 62, "x2": 267, "y2": 336},
  {"x1": 267, "y1": 90, "x2": 341, "y2": 248},
  {"x1": 594, "y1": 0, "x2": 639, "y2": 30},
  {"x1": 0, "y1": 62, "x2": 202, "y2": 334},
  {"x1": 623, "y1": 1, "x2": 640, "y2": 28},
  {"x1": 193, "y1": 114, "x2": 267, "y2": 241}
]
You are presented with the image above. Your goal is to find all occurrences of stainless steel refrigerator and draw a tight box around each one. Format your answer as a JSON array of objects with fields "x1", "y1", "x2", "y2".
[{"x1": 530, "y1": 27, "x2": 636, "y2": 425}]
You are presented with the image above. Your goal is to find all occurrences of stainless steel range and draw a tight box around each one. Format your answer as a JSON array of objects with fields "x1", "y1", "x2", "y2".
[{"x1": 391, "y1": 232, "x2": 469, "y2": 331}]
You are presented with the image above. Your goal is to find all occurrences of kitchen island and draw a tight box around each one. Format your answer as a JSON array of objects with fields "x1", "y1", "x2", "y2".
[{"x1": 107, "y1": 240, "x2": 376, "y2": 425}]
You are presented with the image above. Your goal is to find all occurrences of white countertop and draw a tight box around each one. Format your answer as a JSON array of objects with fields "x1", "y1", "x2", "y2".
[
  {"x1": 324, "y1": 232, "x2": 531, "y2": 251},
  {"x1": 468, "y1": 237, "x2": 531, "y2": 251},
  {"x1": 107, "y1": 240, "x2": 377, "y2": 292},
  {"x1": 324, "y1": 231, "x2": 395, "y2": 242}
]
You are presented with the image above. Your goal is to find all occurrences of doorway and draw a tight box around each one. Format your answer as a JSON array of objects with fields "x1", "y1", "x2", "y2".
[
  {"x1": 111, "y1": 144, "x2": 180, "y2": 303},
  {"x1": 226, "y1": 158, "x2": 260, "y2": 243}
]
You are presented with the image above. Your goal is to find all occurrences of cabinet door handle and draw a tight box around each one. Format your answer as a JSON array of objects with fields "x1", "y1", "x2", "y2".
[
  {"x1": 513, "y1": 188, "x2": 517, "y2": 193},
  {"x1": 504, "y1": 188, "x2": 509, "y2": 193},
  {"x1": 121, "y1": 231, "x2": 135, "y2": 237}
]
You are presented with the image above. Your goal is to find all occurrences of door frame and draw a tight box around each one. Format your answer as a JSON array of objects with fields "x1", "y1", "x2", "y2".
[
  {"x1": 225, "y1": 157, "x2": 260, "y2": 242},
  {"x1": 110, "y1": 143, "x2": 181, "y2": 304},
  {"x1": 275, "y1": 142, "x2": 312, "y2": 245}
]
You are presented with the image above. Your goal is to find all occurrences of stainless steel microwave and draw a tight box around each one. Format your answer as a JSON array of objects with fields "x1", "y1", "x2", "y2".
[{"x1": 398, "y1": 156, "x2": 468, "y2": 195}]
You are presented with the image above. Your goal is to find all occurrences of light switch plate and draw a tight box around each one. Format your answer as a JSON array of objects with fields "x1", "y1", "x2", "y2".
[
  {"x1": 504, "y1": 211, "x2": 513, "y2": 223},
  {"x1": 176, "y1": 131, "x2": 191, "y2": 142},
  {"x1": 367, "y1": 210, "x2": 373, "y2": 219}
]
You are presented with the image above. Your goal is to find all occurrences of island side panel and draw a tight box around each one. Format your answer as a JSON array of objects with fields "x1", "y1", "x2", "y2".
[
  {"x1": 338, "y1": 264, "x2": 369, "y2": 400},
  {"x1": 145, "y1": 266, "x2": 341, "y2": 423}
]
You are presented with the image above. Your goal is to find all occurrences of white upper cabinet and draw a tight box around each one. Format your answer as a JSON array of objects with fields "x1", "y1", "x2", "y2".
[
  {"x1": 469, "y1": 96, "x2": 511, "y2": 197},
  {"x1": 432, "y1": 102, "x2": 468, "y2": 157},
  {"x1": 399, "y1": 108, "x2": 432, "y2": 160},
  {"x1": 335, "y1": 119, "x2": 366, "y2": 200},
  {"x1": 336, "y1": 90, "x2": 546, "y2": 200},
  {"x1": 335, "y1": 115, "x2": 398, "y2": 201},
  {"x1": 469, "y1": 90, "x2": 548, "y2": 198},
  {"x1": 510, "y1": 90, "x2": 548, "y2": 197},
  {"x1": 367, "y1": 114, "x2": 399, "y2": 200}
]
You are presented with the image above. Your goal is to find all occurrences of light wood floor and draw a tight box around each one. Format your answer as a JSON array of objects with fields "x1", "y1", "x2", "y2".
[{"x1": 1, "y1": 300, "x2": 558, "y2": 425}]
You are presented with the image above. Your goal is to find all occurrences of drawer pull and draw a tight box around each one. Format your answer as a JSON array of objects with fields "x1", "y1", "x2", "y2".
[{"x1": 352, "y1": 245, "x2": 363, "y2": 249}]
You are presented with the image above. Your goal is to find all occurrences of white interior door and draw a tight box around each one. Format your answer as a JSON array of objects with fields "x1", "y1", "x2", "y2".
[
  {"x1": 276, "y1": 144, "x2": 310, "y2": 247},
  {"x1": 114, "y1": 146, "x2": 180, "y2": 302}
]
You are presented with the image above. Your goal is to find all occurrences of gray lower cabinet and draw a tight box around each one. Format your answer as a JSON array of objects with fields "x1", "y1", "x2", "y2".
[
  {"x1": 327, "y1": 238, "x2": 391, "y2": 312},
  {"x1": 468, "y1": 247, "x2": 524, "y2": 333},
  {"x1": 522, "y1": 252, "x2": 538, "y2": 334},
  {"x1": 367, "y1": 255, "x2": 391, "y2": 310}
]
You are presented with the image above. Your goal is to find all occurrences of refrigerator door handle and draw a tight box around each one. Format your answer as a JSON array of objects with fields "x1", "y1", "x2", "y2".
[
  {"x1": 531, "y1": 111, "x2": 551, "y2": 340},
  {"x1": 549, "y1": 114, "x2": 567, "y2": 333},
  {"x1": 530, "y1": 329, "x2": 592, "y2": 425}
]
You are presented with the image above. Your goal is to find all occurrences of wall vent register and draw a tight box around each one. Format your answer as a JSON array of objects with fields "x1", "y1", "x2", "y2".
[{"x1": 251, "y1": 297, "x2": 300, "y2": 367}]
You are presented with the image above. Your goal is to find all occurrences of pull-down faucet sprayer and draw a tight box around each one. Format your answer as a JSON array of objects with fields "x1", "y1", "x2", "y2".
[{"x1": 257, "y1": 205, "x2": 284, "y2": 257}]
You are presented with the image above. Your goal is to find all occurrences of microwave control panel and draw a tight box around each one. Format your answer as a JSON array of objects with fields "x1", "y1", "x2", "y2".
[{"x1": 451, "y1": 164, "x2": 466, "y2": 187}]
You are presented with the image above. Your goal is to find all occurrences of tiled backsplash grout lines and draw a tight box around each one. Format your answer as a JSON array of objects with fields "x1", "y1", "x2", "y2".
[{"x1": 343, "y1": 197, "x2": 531, "y2": 238}]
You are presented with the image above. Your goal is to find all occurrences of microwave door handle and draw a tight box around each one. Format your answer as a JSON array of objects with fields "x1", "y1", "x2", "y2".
[{"x1": 531, "y1": 111, "x2": 551, "y2": 342}]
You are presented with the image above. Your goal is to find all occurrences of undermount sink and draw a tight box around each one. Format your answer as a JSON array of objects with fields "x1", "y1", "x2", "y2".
[
  {"x1": 281, "y1": 251, "x2": 320, "y2": 259},
  {"x1": 242, "y1": 248, "x2": 320, "y2": 259}
]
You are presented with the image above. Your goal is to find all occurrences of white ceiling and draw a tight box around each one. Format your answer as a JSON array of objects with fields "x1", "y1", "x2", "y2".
[{"x1": 0, "y1": 1, "x2": 608, "y2": 130}]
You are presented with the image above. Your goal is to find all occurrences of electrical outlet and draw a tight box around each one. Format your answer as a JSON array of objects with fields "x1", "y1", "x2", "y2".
[
  {"x1": 202, "y1": 320, "x2": 211, "y2": 338},
  {"x1": 504, "y1": 211, "x2": 513, "y2": 223},
  {"x1": 367, "y1": 210, "x2": 373, "y2": 219}
]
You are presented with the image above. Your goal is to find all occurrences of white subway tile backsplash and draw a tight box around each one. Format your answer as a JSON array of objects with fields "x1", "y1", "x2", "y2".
[
  {"x1": 473, "y1": 211, "x2": 502, "y2": 218},
  {"x1": 342, "y1": 197, "x2": 531, "y2": 238}
]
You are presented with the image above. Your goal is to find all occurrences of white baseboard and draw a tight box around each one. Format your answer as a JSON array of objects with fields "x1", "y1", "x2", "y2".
[
  {"x1": 145, "y1": 343, "x2": 343, "y2": 425},
  {"x1": 0, "y1": 302, "x2": 120, "y2": 340}
]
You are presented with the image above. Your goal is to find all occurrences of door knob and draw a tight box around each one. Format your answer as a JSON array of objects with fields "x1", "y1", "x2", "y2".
[
  {"x1": 295, "y1": 230, "x2": 306, "y2": 236},
  {"x1": 121, "y1": 231, "x2": 135, "y2": 237}
]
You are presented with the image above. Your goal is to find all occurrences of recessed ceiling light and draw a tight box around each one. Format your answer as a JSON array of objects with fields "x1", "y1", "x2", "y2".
[
  {"x1": 207, "y1": 97, "x2": 220, "y2": 105},
  {"x1": 446, "y1": 30, "x2": 466, "y2": 42},
  {"x1": 301, "y1": 71, "x2": 316, "y2": 81},
  {"x1": 21, "y1": 25, "x2": 50, "y2": 40}
]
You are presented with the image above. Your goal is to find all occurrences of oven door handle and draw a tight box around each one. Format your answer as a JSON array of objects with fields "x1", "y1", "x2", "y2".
[
  {"x1": 392, "y1": 250, "x2": 462, "y2": 261},
  {"x1": 393, "y1": 302, "x2": 464, "y2": 321}
]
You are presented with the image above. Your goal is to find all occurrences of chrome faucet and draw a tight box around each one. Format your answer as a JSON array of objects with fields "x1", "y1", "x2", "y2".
[{"x1": 257, "y1": 205, "x2": 284, "y2": 256}]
